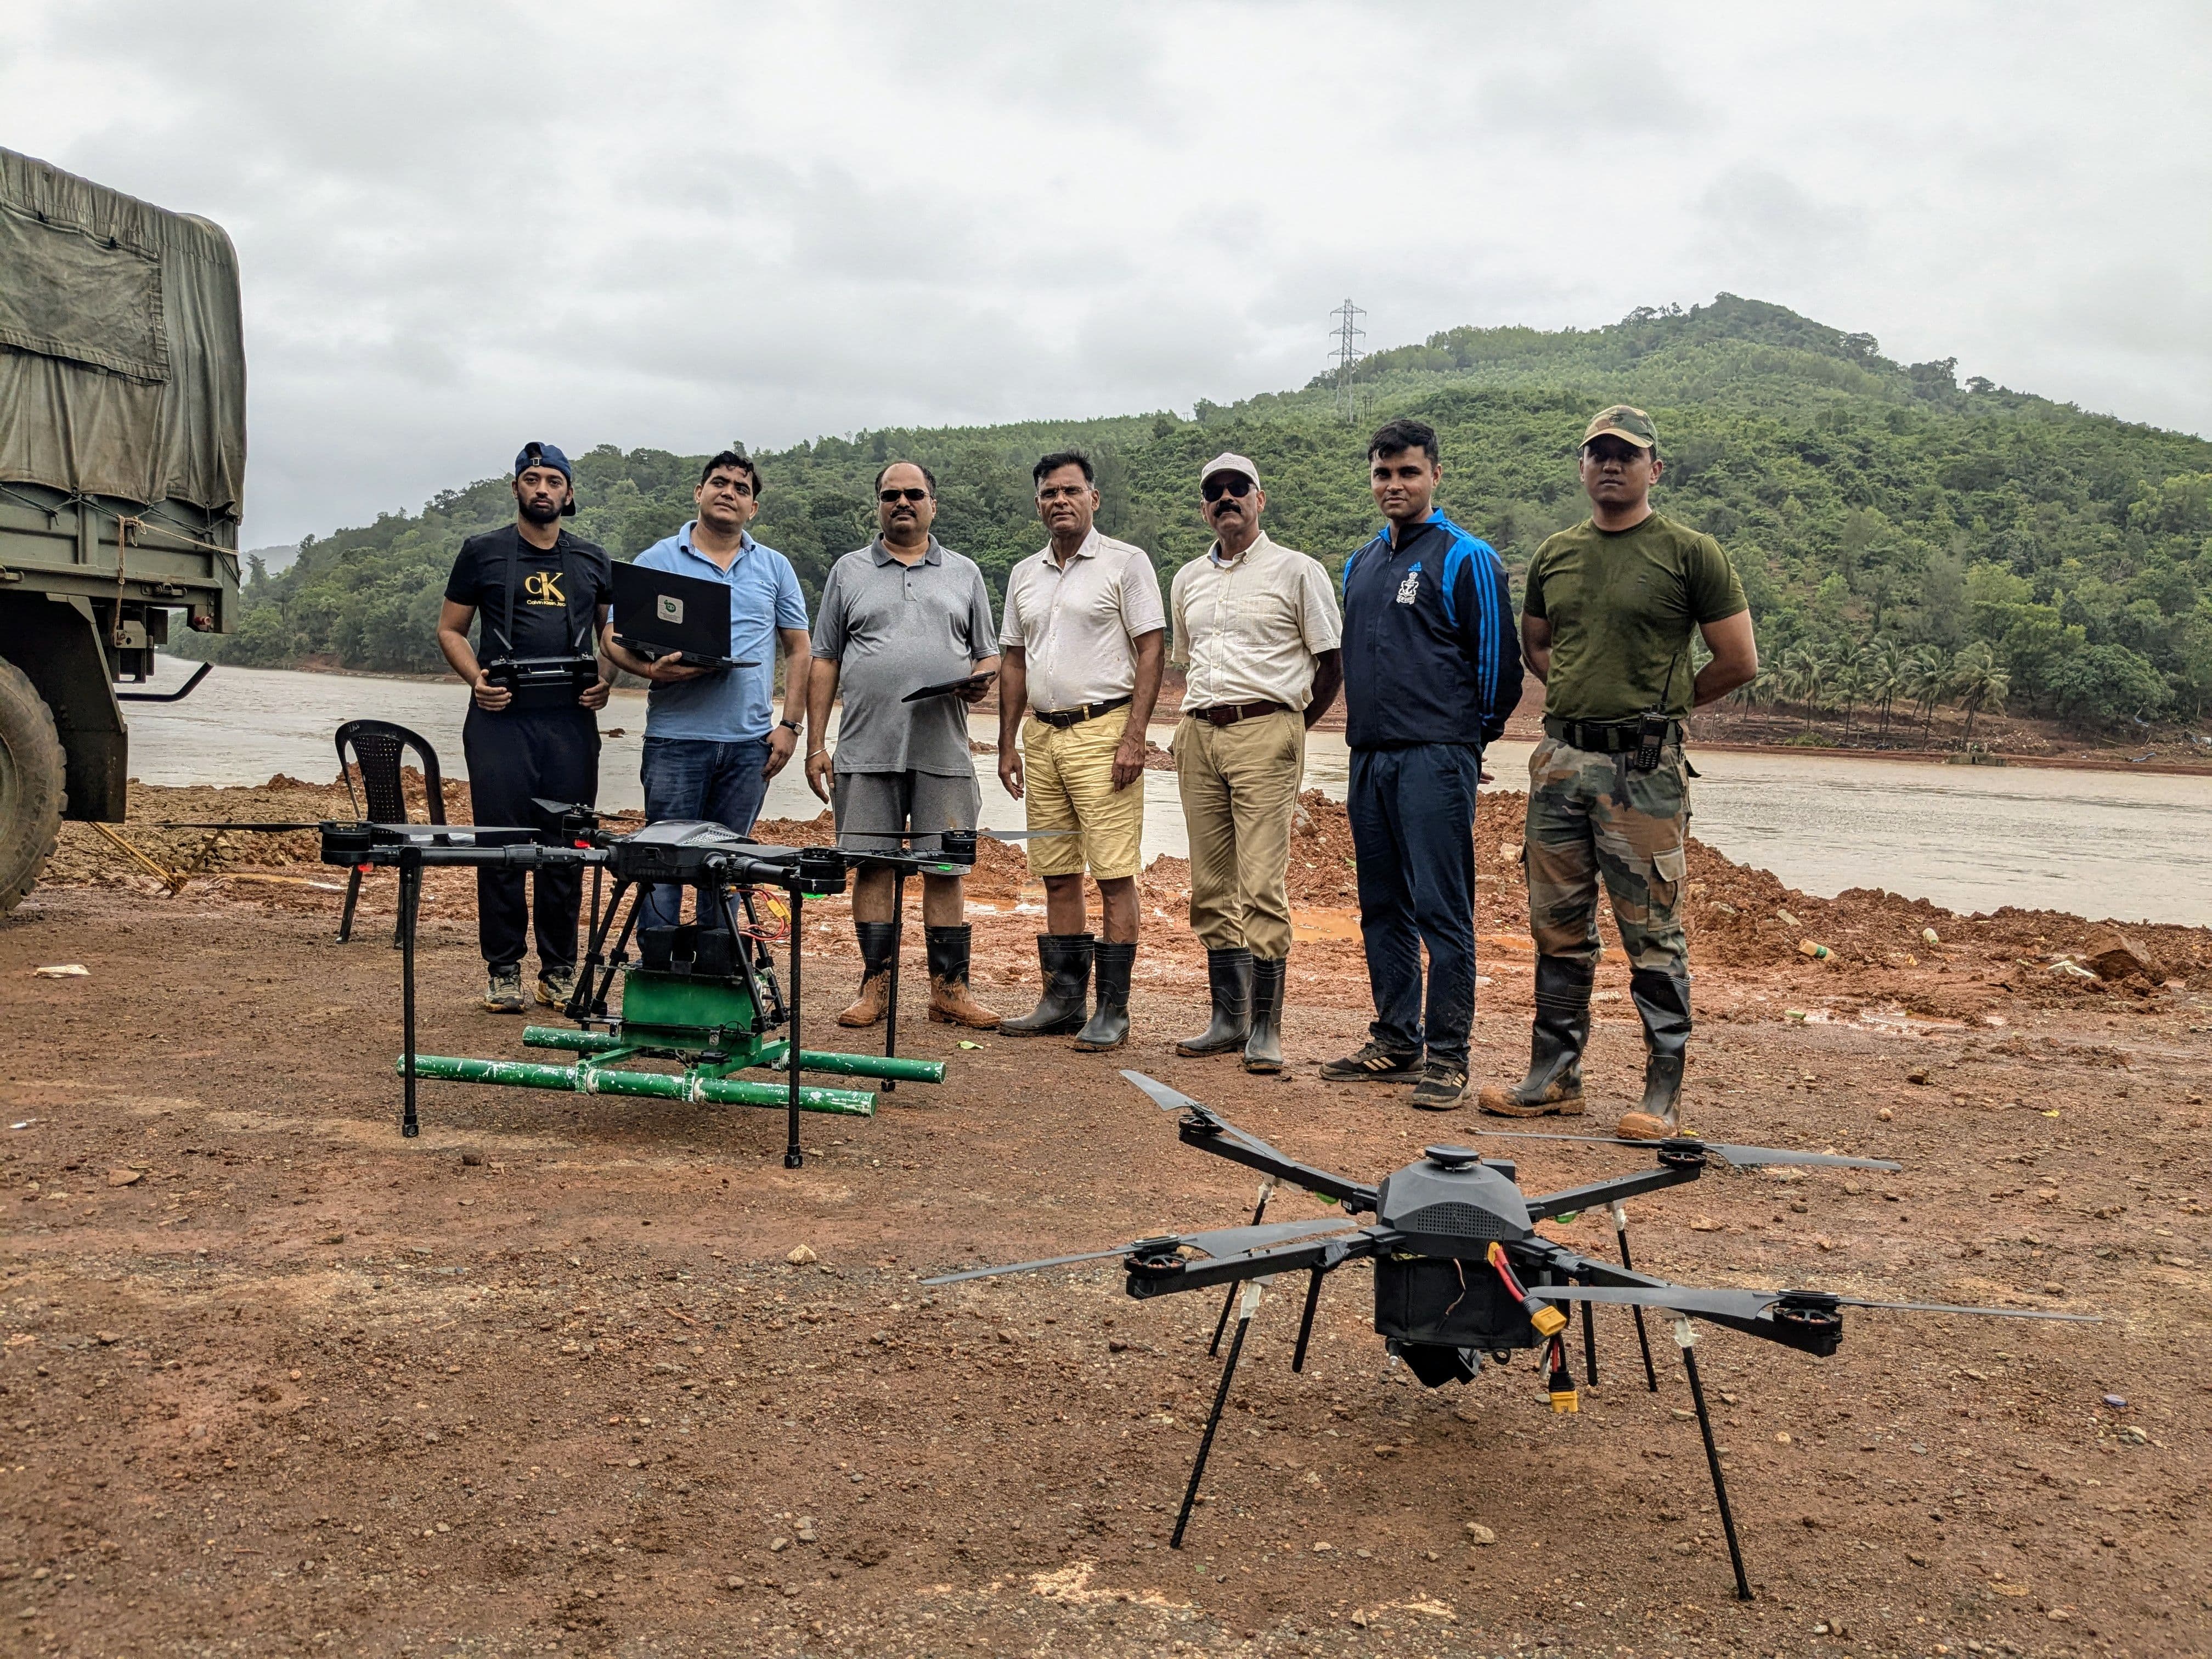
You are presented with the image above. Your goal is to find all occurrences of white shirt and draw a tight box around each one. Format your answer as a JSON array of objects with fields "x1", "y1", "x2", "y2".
[
  {"x1": 1171, "y1": 532, "x2": 1343, "y2": 710},
  {"x1": 1000, "y1": 528, "x2": 1167, "y2": 712}
]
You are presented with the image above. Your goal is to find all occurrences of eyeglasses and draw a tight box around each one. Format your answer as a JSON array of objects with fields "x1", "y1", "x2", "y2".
[
  {"x1": 878, "y1": 488, "x2": 930, "y2": 504},
  {"x1": 1201, "y1": 475, "x2": 1254, "y2": 503}
]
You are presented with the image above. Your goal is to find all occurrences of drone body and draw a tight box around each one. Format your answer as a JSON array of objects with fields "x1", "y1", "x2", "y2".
[{"x1": 930, "y1": 1071, "x2": 2097, "y2": 1598}]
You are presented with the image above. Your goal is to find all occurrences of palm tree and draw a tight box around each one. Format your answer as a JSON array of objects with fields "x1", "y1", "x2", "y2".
[
  {"x1": 1951, "y1": 640, "x2": 2011, "y2": 742},
  {"x1": 1903, "y1": 645, "x2": 1950, "y2": 743},
  {"x1": 1833, "y1": 644, "x2": 1870, "y2": 737},
  {"x1": 1860, "y1": 638, "x2": 1909, "y2": 745},
  {"x1": 1775, "y1": 645, "x2": 1829, "y2": 731}
]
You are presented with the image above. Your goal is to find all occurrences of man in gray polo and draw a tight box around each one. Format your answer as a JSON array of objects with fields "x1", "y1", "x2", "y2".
[{"x1": 805, "y1": 461, "x2": 1001, "y2": 1029}]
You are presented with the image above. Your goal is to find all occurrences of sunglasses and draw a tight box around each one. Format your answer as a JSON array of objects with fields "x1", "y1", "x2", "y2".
[
  {"x1": 1201, "y1": 475, "x2": 1254, "y2": 503},
  {"x1": 878, "y1": 488, "x2": 930, "y2": 504}
]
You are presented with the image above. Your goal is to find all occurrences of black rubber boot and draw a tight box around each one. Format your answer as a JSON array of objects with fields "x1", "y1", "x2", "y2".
[
  {"x1": 1074, "y1": 941, "x2": 1136, "y2": 1052},
  {"x1": 1242, "y1": 955, "x2": 1287, "y2": 1074},
  {"x1": 1477, "y1": 955, "x2": 1594, "y2": 1117},
  {"x1": 1001, "y1": 933, "x2": 1093, "y2": 1037},
  {"x1": 836, "y1": 920, "x2": 902, "y2": 1028},
  {"x1": 1175, "y1": 947, "x2": 1252, "y2": 1057},
  {"x1": 1617, "y1": 967, "x2": 1692, "y2": 1139}
]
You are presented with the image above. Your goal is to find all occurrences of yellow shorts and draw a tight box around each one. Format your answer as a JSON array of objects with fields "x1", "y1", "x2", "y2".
[{"x1": 1021, "y1": 706, "x2": 1146, "y2": 881}]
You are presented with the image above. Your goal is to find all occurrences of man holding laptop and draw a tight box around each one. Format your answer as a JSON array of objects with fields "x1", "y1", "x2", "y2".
[
  {"x1": 602, "y1": 449, "x2": 810, "y2": 928},
  {"x1": 805, "y1": 461, "x2": 1002, "y2": 1030}
]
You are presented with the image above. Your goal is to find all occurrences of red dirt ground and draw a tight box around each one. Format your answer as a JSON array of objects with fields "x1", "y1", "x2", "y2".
[{"x1": 6, "y1": 780, "x2": 2209, "y2": 1658}]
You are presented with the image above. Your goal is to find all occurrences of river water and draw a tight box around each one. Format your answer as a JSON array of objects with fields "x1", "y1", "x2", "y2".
[{"x1": 125, "y1": 660, "x2": 2210, "y2": 927}]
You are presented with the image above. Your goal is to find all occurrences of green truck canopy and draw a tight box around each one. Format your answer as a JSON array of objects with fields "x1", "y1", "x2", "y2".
[{"x1": 0, "y1": 145, "x2": 246, "y2": 519}]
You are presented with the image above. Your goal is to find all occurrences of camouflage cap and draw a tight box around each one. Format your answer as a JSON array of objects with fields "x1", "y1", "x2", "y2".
[{"x1": 1581, "y1": 404, "x2": 1657, "y2": 450}]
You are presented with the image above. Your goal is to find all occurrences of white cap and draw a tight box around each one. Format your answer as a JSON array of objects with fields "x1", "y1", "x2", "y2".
[{"x1": 1199, "y1": 452, "x2": 1261, "y2": 489}]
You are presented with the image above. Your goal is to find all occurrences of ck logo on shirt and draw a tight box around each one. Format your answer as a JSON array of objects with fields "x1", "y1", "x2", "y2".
[
  {"x1": 524, "y1": 568, "x2": 567, "y2": 607},
  {"x1": 1395, "y1": 563, "x2": 1423, "y2": 606}
]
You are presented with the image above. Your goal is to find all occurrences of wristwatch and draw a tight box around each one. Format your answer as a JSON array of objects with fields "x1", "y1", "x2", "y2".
[{"x1": 778, "y1": 718, "x2": 802, "y2": 735}]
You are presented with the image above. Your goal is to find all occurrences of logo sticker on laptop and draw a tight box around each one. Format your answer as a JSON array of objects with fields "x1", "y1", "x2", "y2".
[{"x1": 657, "y1": 595, "x2": 684, "y2": 624}]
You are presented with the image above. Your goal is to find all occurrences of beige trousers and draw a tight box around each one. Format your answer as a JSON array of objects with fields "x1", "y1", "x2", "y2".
[{"x1": 1173, "y1": 710, "x2": 1306, "y2": 960}]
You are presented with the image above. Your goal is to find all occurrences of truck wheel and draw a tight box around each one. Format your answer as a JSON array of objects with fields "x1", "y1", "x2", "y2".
[{"x1": 0, "y1": 656, "x2": 67, "y2": 915}]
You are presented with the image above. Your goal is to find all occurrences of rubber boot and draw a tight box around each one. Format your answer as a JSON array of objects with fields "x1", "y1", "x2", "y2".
[
  {"x1": 1074, "y1": 941, "x2": 1136, "y2": 1052},
  {"x1": 925, "y1": 924, "x2": 1000, "y2": 1029},
  {"x1": 1477, "y1": 955, "x2": 1594, "y2": 1117},
  {"x1": 836, "y1": 920, "x2": 901, "y2": 1028},
  {"x1": 1001, "y1": 934, "x2": 1093, "y2": 1037},
  {"x1": 1175, "y1": 947, "x2": 1252, "y2": 1057},
  {"x1": 1242, "y1": 955, "x2": 1287, "y2": 1074},
  {"x1": 1616, "y1": 967, "x2": 1692, "y2": 1139}
]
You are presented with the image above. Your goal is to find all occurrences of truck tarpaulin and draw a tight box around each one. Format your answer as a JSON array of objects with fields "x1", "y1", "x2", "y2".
[{"x1": 0, "y1": 145, "x2": 246, "y2": 520}]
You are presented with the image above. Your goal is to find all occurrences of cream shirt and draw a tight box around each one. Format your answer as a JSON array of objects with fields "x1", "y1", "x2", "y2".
[
  {"x1": 1000, "y1": 528, "x2": 1167, "y2": 712},
  {"x1": 1170, "y1": 532, "x2": 1343, "y2": 710}
]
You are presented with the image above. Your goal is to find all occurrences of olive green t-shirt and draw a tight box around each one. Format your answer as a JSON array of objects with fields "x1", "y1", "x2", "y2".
[{"x1": 1522, "y1": 511, "x2": 1747, "y2": 723}]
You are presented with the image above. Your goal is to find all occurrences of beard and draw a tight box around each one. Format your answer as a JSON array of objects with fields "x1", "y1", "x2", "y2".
[{"x1": 518, "y1": 495, "x2": 563, "y2": 526}]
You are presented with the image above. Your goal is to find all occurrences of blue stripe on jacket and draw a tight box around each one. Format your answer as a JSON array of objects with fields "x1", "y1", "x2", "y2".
[{"x1": 1340, "y1": 509, "x2": 1523, "y2": 751}]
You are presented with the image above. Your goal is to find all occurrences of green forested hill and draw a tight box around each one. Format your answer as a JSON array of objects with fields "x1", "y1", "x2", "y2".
[{"x1": 190, "y1": 295, "x2": 2212, "y2": 727}]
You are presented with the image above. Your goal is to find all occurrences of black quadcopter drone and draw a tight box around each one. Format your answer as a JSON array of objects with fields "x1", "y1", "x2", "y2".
[{"x1": 927, "y1": 1071, "x2": 2097, "y2": 1599}]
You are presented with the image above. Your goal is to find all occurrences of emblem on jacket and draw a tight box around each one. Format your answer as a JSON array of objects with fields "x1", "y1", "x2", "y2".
[{"x1": 1395, "y1": 564, "x2": 1422, "y2": 606}]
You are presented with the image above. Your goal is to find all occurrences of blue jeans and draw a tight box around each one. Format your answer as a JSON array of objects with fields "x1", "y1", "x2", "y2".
[
  {"x1": 1346, "y1": 743, "x2": 1481, "y2": 1068},
  {"x1": 639, "y1": 735, "x2": 773, "y2": 928}
]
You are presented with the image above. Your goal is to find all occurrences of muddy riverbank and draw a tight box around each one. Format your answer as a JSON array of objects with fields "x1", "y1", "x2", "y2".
[{"x1": 5, "y1": 780, "x2": 2210, "y2": 1656}]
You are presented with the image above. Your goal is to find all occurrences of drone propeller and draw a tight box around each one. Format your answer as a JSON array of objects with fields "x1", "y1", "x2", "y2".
[
  {"x1": 153, "y1": 820, "x2": 542, "y2": 837},
  {"x1": 1535, "y1": 1283, "x2": 2099, "y2": 1324},
  {"x1": 1472, "y1": 1129, "x2": 1900, "y2": 1173},
  {"x1": 834, "y1": 827, "x2": 1075, "y2": 843},
  {"x1": 923, "y1": 1216, "x2": 1363, "y2": 1286},
  {"x1": 1122, "y1": 1070, "x2": 1220, "y2": 1121}
]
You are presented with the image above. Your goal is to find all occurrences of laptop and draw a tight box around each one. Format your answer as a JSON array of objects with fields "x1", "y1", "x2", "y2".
[{"x1": 610, "y1": 562, "x2": 757, "y2": 672}]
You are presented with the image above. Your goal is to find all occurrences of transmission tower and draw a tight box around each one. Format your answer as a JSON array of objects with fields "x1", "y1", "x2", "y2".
[{"x1": 1328, "y1": 298, "x2": 1366, "y2": 424}]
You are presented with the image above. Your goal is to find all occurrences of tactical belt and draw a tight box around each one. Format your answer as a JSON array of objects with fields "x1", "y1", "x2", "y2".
[
  {"x1": 1034, "y1": 695, "x2": 1133, "y2": 729},
  {"x1": 1545, "y1": 715, "x2": 1681, "y2": 754},
  {"x1": 1185, "y1": 700, "x2": 1292, "y2": 726}
]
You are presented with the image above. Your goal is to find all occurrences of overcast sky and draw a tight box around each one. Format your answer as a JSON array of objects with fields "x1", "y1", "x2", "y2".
[{"x1": 7, "y1": 1, "x2": 2208, "y2": 549}]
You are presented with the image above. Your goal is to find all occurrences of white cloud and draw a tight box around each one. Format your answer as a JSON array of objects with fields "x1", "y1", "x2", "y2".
[{"x1": 4, "y1": 0, "x2": 2207, "y2": 545}]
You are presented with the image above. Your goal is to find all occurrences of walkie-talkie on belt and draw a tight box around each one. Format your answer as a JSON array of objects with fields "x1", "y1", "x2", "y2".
[{"x1": 1633, "y1": 636, "x2": 1690, "y2": 772}]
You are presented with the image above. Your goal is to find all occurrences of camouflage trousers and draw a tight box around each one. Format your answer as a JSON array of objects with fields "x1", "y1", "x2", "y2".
[{"x1": 1522, "y1": 736, "x2": 1691, "y2": 974}]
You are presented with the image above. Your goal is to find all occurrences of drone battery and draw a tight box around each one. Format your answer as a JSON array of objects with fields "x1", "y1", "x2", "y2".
[{"x1": 691, "y1": 928, "x2": 737, "y2": 978}]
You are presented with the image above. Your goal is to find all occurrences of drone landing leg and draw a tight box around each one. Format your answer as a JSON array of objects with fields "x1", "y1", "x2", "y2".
[
  {"x1": 1579, "y1": 1290, "x2": 1599, "y2": 1388},
  {"x1": 1210, "y1": 1178, "x2": 1274, "y2": 1357},
  {"x1": 399, "y1": 846, "x2": 421, "y2": 1139},
  {"x1": 881, "y1": 872, "x2": 904, "y2": 1093},
  {"x1": 1674, "y1": 1318, "x2": 1752, "y2": 1602},
  {"x1": 1613, "y1": 1201, "x2": 1660, "y2": 1393},
  {"x1": 784, "y1": 888, "x2": 805, "y2": 1170},
  {"x1": 1290, "y1": 1265, "x2": 1324, "y2": 1374},
  {"x1": 1173, "y1": 1278, "x2": 1261, "y2": 1550}
]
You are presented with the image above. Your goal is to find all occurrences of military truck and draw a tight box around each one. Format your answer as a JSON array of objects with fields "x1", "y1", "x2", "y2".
[{"x1": 0, "y1": 146, "x2": 243, "y2": 912}]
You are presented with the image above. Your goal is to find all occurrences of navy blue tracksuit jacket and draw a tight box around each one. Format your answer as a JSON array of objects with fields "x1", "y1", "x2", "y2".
[
  {"x1": 1338, "y1": 509, "x2": 1522, "y2": 1070},
  {"x1": 1340, "y1": 509, "x2": 1522, "y2": 750}
]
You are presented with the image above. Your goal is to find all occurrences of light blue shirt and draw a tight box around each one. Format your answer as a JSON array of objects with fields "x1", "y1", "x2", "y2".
[{"x1": 632, "y1": 524, "x2": 808, "y2": 742}]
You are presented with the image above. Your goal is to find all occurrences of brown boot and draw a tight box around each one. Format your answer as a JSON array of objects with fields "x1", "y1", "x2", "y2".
[
  {"x1": 924, "y1": 924, "x2": 1000, "y2": 1029},
  {"x1": 836, "y1": 921, "x2": 899, "y2": 1028}
]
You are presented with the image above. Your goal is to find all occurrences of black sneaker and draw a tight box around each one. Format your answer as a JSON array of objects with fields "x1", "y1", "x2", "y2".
[
  {"x1": 1319, "y1": 1042, "x2": 1424, "y2": 1082},
  {"x1": 483, "y1": 966, "x2": 525, "y2": 1014},
  {"x1": 1409, "y1": 1062, "x2": 1469, "y2": 1111}
]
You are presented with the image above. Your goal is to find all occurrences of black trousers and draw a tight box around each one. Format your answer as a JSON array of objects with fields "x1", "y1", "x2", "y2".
[{"x1": 461, "y1": 704, "x2": 600, "y2": 972}]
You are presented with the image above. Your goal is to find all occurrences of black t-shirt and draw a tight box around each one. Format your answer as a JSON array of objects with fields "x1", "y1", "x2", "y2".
[{"x1": 444, "y1": 525, "x2": 613, "y2": 660}]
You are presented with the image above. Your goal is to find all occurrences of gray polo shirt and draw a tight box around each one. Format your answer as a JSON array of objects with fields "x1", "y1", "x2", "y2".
[{"x1": 813, "y1": 537, "x2": 997, "y2": 776}]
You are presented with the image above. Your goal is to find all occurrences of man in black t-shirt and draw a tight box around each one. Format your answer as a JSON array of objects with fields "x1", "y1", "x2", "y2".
[{"x1": 436, "y1": 442, "x2": 616, "y2": 1013}]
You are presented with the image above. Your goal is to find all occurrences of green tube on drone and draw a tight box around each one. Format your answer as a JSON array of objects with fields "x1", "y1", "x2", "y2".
[{"x1": 401, "y1": 1054, "x2": 874, "y2": 1116}]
